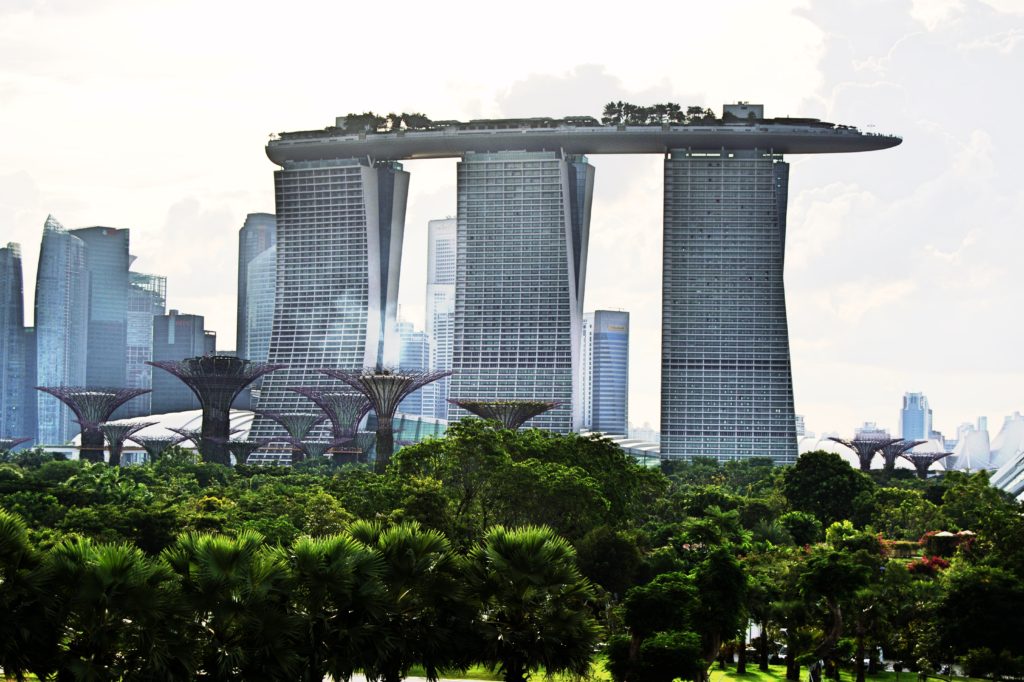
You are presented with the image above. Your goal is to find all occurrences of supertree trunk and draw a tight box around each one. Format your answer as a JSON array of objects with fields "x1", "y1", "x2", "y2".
[
  {"x1": 375, "y1": 426, "x2": 395, "y2": 473},
  {"x1": 202, "y1": 407, "x2": 231, "y2": 466},
  {"x1": 80, "y1": 428, "x2": 105, "y2": 463}
]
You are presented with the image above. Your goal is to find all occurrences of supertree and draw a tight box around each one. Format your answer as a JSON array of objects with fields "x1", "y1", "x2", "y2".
[
  {"x1": 879, "y1": 439, "x2": 926, "y2": 474},
  {"x1": 353, "y1": 431, "x2": 377, "y2": 464},
  {"x1": 0, "y1": 437, "x2": 32, "y2": 452},
  {"x1": 321, "y1": 368, "x2": 452, "y2": 472},
  {"x1": 99, "y1": 421, "x2": 155, "y2": 467},
  {"x1": 256, "y1": 411, "x2": 326, "y2": 464},
  {"x1": 223, "y1": 439, "x2": 272, "y2": 466},
  {"x1": 167, "y1": 426, "x2": 242, "y2": 452},
  {"x1": 296, "y1": 440, "x2": 346, "y2": 462},
  {"x1": 447, "y1": 399, "x2": 562, "y2": 430},
  {"x1": 900, "y1": 451, "x2": 953, "y2": 480},
  {"x1": 36, "y1": 387, "x2": 152, "y2": 462},
  {"x1": 290, "y1": 387, "x2": 370, "y2": 441},
  {"x1": 828, "y1": 436, "x2": 904, "y2": 472},
  {"x1": 147, "y1": 356, "x2": 283, "y2": 465},
  {"x1": 129, "y1": 435, "x2": 184, "y2": 464}
]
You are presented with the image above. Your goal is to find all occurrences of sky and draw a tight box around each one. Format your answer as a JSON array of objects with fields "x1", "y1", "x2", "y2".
[{"x1": 1, "y1": 0, "x2": 1022, "y2": 438}]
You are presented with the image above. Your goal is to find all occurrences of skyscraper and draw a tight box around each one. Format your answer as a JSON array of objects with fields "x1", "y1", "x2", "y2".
[
  {"x1": 151, "y1": 310, "x2": 208, "y2": 414},
  {"x1": 34, "y1": 216, "x2": 89, "y2": 444},
  {"x1": 69, "y1": 226, "x2": 130, "y2": 388},
  {"x1": 900, "y1": 392, "x2": 932, "y2": 441},
  {"x1": 250, "y1": 159, "x2": 408, "y2": 446},
  {"x1": 245, "y1": 245, "x2": 276, "y2": 362},
  {"x1": 0, "y1": 243, "x2": 27, "y2": 439},
  {"x1": 423, "y1": 218, "x2": 456, "y2": 419},
  {"x1": 397, "y1": 320, "x2": 430, "y2": 416},
  {"x1": 661, "y1": 148, "x2": 796, "y2": 463},
  {"x1": 122, "y1": 271, "x2": 167, "y2": 417},
  {"x1": 236, "y1": 213, "x2": 276, "y2": 359},
  {"x1": 449, "y1": 151, "x2": 593, "y2": 432},
  {"x1": 580, "y1": 310, "x2": 629, "y2": 435}
]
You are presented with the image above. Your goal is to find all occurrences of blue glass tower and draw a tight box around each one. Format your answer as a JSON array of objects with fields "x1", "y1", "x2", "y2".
[
  {"x1": 0, "y1": 243, "x2": 27, "y2": 440},
  {"x1": 582, "y1": 310, "x2": 629, "y2": 435},
  {"x1": 34, "y1": 216, "x2": 89, "y2": 444},
  {"x1": 900, "y1": 392, "x2": 932, "y2": 441}
]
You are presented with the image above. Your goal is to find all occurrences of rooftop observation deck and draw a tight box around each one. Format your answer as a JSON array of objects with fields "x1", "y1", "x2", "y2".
[{"x1": 266, "y1": 120, "x2": 902, "y2": 166}]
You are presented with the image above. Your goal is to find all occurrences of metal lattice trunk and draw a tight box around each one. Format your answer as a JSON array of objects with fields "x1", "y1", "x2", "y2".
[{"x1": 100, "y1": 421, "x2": 155, "y2": 467}]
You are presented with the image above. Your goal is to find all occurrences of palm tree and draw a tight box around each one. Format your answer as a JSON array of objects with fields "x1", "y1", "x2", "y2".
[
  {"x1": 288, "y1": 532, "x2": 387, "y2": 682},
  {"x1": 466, "y1": 525, "x2": 599, "y2": 682},
  {"x1": 46, "y1": 538, "x2": 196, "y2": 680},
  {"x1": 162, "y1": 530, "x2": 300, "y2": 680},
  {"x1": 0, "y1": 509, "x2": 57, "y2": 680},
  {"x1": 350, "y1": 520, "x2": 476, "y2": 682}
]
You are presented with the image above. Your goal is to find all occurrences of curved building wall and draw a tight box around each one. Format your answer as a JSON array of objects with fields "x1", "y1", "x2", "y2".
[
  {"x1": 661, "y1": 150, "x2": 796, "y2": 463},
  {"x1": 250, "y1": 158, "x2": 409, "y2": 456},
  {"x1": 448, "y1": 151, "x2": 593, "y2": 432}
]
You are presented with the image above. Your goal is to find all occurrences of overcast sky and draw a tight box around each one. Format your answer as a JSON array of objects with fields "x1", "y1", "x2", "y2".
[{"x1": 2, "y1": 0, "x2": 1021, "y2": 438}]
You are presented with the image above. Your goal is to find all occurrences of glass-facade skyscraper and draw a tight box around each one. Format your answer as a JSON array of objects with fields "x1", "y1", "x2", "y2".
[
  {"x1": 397, "y1": 320, "x2": 430, "y2": 417},
  {"x1": 34, "y1": 216, "x2": 89, "y2": 445},
  {"x1": 423, "y1": 218, "x2": 456, "y2": 420},
  {"x1": 69, "y1": 226, "x2": 130, "y2": 388},
  {"x1": 122, "y1": 271, "x2": 167, "y2": 417},
  {"x1": 236, "y1": 213, "x2": 276, "y2": 359},
  {"x1": 250, "y1": 158, "x2": 409, "y2": 448},
  {"x1": 449, "y1": 151, "x2": 593, "y2": 432},
  {"x1": 245, "y1": 245, "x2": 276, "y2": 363},
  {"x1": 580, "y1": 310, "x2": 629, "y2": 435},
  {"x1": 661, "y1": 150, "x2": 796, "y2": 463},
  {"x1": 0, "y1": 243, "x2": 27, "y2": 440},
  {"x1": 151, "y1": 310, "x2": 208, "y2": 414},
  {"x1": 900, "y1": 392, "x2": 932, "y2": 441}
]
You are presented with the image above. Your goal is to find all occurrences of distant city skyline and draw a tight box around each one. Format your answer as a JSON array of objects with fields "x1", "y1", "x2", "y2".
[{"x1": 3, "y1": 0, "x2": 1022, "y2": 436}]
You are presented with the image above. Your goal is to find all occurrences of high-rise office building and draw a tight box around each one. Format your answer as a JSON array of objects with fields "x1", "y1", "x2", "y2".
[
  {"x1": 245, "y1": 245, "x2": 276, "y2": 362},
  {"x1": 397, "y1": 320, "x2": 430, "y2": 417},
  {"x1": 900, "y1": 392, "x2": 932, "y2": 441},
  {"x1": 122, "y1": 271, "x2": 167, "y2": 417},
  {"x1": 661, "y1": 149, "x2": 796, "y2": 463},
  {"x1": 250, "y1": 159, "x2": 408, "y2": 446},
  {"x1": 423, "y1": 218, "x2": 456, "y2": 420},
  {"x1": 0, "y1": 243, "x2": 27, "y2": 439},
  {"x1": 69, "y1": 227, "x2": 130, "y2": 388},
  {"x1": 22, "y1": 327, "x2": 36, "y2": 441},
  {"x1": 580, "y1": 310, "x2": 629, "y2": 435},
  {"x1": 34, "y1": 216, "x2": 89, "y2": 444},
  {"x1": 151, "y1": 310, "x2": 209, "y2": 414},
  {"x1": 449, "y1": 151, "x2": 593, "y2": 432},
  {"x1": 236, "y1": 213, "x2": 276, "y2": 359}
]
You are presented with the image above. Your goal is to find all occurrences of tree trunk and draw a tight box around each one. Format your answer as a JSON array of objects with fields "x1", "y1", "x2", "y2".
[
  {"x1": 786, "y1": 657, "x2": 800, "y2": 682},
  {"x1": 810, "y1": 660, "x2": 822, "y2": 682},
  {"x1": 856, "y1": 634, "x2": 867, "y2": 682},
  {"x1": 868, "y1": 651, "x2": 880, "y2": 675},
  {"x1": 738, "y1": 633, "x2": 747, "y2": 674},
  {"x1": 80, "y1": 428, "x2": 105, "y2": 463},
  {"x1": 826, "y1": 657, "x2": 840, "y2": 681},
  {"x1": 759, "y1": 622, "x2": 770, "y2": 672}
]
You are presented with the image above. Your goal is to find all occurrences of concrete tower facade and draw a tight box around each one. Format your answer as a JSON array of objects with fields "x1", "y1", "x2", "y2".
[
  {"x1": 250, "y1": 158, "x2": 409, "y2": 447},
  {"x1": 34, "y1": 216, "x2": 89, "y2": 445},
  {"x1": 423, "y1": 217, "x2": 456, "y2": 420},
  {"x1": 69, "y1": 227, "x2": 130, "y2": 388},
  {"x1": 448, "y1": 151, "x2": 593, "y2": 432},
  {"x1": 0, "y1": 243, "x2": 27, "y2": 439},
  {"x1": 236, "y1": 213, "x2": 276, "y2": 359},
  {"x1": 661, "y1": 150, "x2": 796, "y2": 463}
]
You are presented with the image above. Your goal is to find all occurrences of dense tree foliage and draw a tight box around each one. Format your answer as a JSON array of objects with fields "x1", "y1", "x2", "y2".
[{"x1": 2, "y1": 431, "x2": 1023, "y2": 680}]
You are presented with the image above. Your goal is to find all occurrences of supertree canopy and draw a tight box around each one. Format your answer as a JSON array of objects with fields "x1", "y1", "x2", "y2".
[
  {"x1": 290, "y1": 387, "x2": 370, "y2": 441},
  {"x1": 223, "y1": 439, "x2": 271, "y2": 465},
  {"x1": 36, "y1": 387, "x2": 152, "y2": 462},
  {"x1": 900, "y1": 451, "x2": 953, "y2": 480},
  {"x1": 129, "y1": 435, "x2": 184, "y2": 464},
  {"x1": 0, "y1": 437, "x2": 32, "y2": 452},
  {"x1": 353, "y1": 431, "x2": 377, "y2": 464},
  {"x1": 99, "y1": 421, "x2": 155, "y2": 468},
  {"x1": 147, "y1": 356, "x2": 283, "y2": 466},
  {"x1": 879, "y1": 439, "x2": 926, "y2": 473},
  {"x1": 167, "y1": 426, "x2": 241, "y2": 450},
  {"x1": 296, "y1": 440, "x2": 345, "y2": 462},
  {"x1": 828, "y1": 436, "x2": 905, "y2": 472},
  {"x1": 256, "y1": 411, "x2": 327, "y2": 464},
  {"x1": 447, "y1": 399, "x2": 562, "y2": 430},
  {"x1": 321, "y1": 368, "x2": 452, "y2": 472}
]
